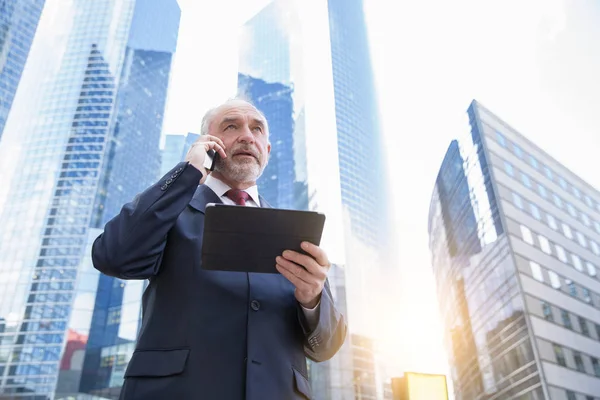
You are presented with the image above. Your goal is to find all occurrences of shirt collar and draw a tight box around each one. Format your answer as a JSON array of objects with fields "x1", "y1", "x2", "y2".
[{"x1": 204, "y1": 175, "x2": 260, "y2": 205}]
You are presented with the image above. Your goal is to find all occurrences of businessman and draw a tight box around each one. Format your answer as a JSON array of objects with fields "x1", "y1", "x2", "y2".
[{"x1": 91, "y1": 98, "x2": 347, "y2": 400}]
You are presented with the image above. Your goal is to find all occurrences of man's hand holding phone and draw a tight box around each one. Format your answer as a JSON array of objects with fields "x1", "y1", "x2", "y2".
[{"x1": 185, "y1": 135, "x2": 227, "y2": 183}]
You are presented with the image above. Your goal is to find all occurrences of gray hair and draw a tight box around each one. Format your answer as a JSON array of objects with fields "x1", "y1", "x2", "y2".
[{"x1": 200, "y1": 97, "x2": 269, "y2": 138}]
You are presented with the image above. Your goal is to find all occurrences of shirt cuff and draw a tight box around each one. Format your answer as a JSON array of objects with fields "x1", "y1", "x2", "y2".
[{"x1": 300, "y1": 300, "x2": 321, "y2": 330}]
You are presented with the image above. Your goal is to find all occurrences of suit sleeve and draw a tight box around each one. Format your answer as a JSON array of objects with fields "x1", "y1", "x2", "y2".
[
  {"x1": 298, "y1": 279, "x2": 348, "y2": 362},
  {"x1": 91, "y1": 162, "x2": 203, "y2": 280}
]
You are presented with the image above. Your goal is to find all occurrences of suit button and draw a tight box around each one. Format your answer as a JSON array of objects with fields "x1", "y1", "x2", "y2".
[
  {"x1": 250, "y1": 300, "x2": 260, "y2": 311},
  {"x1": 160, "y1": 184, "x2": 168, "y2": 191},
  {"x1": 165, "y1": 178, "x2": 173, "y2": 184}
]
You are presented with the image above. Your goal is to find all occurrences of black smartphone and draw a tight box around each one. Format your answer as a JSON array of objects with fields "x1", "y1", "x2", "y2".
[{"x1": 203, "y1": 149, "x2": 219, "y2": 171}]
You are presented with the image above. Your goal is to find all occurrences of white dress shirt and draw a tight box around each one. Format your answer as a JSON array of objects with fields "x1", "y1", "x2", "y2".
[{"x1": 203, "y1": 175, "x2": 320, "y2": 328}]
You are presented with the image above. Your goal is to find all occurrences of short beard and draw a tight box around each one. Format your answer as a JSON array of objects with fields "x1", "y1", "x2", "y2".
[{"x1": 214, "y1": 155, "x2": 266, "y2": 183}]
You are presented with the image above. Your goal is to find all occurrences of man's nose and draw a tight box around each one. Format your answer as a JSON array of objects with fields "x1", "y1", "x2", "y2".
[{"x1": 237, "y1": 126, "x2": 255, "y2": 143}]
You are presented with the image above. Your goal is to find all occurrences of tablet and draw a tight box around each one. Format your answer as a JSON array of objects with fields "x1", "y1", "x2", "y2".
[{"x1": 201, "y1": 204, "x2": 326, "y2": 274}]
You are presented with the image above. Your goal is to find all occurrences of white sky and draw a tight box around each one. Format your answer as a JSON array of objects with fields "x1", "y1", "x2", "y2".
[{"x1": 163, "y1": 0, "x2": 600, "y2": 389}]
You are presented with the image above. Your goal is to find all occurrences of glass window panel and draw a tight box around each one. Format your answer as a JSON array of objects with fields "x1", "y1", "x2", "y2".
[
  {"x1": 512, "y1": 192, "x2": 523, "y2": 209},
  {"x1": 576, "y1": 232, "x2": 587, "y2": 248},
  {"x1": 592, "y1": 357, "x2": 600, "y2": 377},
  {"x1": 521, "y1": 173, "x2": 532, "y2": 188},
  {"x1": 530, "y1": 261, "x2": 544, "y2": 282},
  {"x1": 504, "y1": 161, "x2": 514, "y2": 177},
  {"x1": 549, "y1": 271, "x2": 561, "y2": 289},
  {"x1": 591, "y1": 240, "x2": 600, "y2": 256},
  {"x1": 584, "y1": 195, "x2": 593, "y2": 208},
  {"x1": 496, "y1": 131, "x2": 507, "y2": 146},
  {"x1": 572, "y1": 186, "x2": 581, "y2": 199},
  {"x1": 581, "y1": 213, "x2": 591, "y2": 227},
  {"x1": 587, "y1": 262, "x2": 597, "y2": 277},
  {"x1": 561, "y1": 309, "x2": 572, "y2": 329},
  {"x1": 595, "y1": 221, "x2": 600, "y2": 234},
  {"x1": 572, "y1": 254, "x2": 584, "y2": 272},
  {"x1": 529, "y1": 155, "x2": 538, "y2": 169},
  {"x1": 544, "y1": 166, "x2": 553, "y2": 180},
  {"x1": 520, "y1": 225, "x2": 534, "y2": 245},
  {"x1": 559, "y1": 177, "x2": 568, "y2": 191},
  {"x1": 561, "y1": 223, "x2": 573, "y2": 239},
  {"x1": 567, "y1": 281, "x2": 577, "y2": 297},
  {"x1": 530, "y1": 203, "x2": 541, "y2": 220},
  {"x1": 580, "y1": 317, "x2": 590, "y2": 336},
  {"x1": 513, "y1": 143, "x2": 523, "y2": 158},
  {"x1": 539, "y1": 235, "x2": 551, "y2": 254},
  {"x1": 547, "y1": 214, "x2": 558, "y2": 230},
  {"x1": 573, "y1": 351, "x2": 585, "y2": 372},
  {"x1": 553, "y1": 344, "x2": 566, "y2": 366},
  {"x1": 542, "y1": 301, "x2": 553, "y2": 321},
  {"x1": 538, "y1": 184, "x2": 547, "y2": 198},
  {"x1": 555, "y1": 245, "x2": 568, "y2": 263},
  {"x1": 567, "y1": 203, "x2": 577, "y2": 218},
  {"x1": 582, "y1": 288, "x2": 592, "y2": 303},
  {"x1": 553, "y1": 194, "x2": 562, "y2": 208}
]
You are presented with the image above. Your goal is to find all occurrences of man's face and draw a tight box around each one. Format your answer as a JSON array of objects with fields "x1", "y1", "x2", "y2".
[{"x1": 209, "y1": 102, "x2": 271, "y2": 184}]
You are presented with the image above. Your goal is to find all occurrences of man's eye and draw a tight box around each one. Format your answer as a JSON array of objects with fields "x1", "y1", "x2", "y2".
[
  {"x1": 253, "y1": 126, "x2": 262, "y2": 133},
  {"x1": 225, "y1": 124, "x2": 236, "y2": 130}
]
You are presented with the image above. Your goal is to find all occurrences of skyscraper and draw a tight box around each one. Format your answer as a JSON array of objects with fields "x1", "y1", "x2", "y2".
[
  {"x1": 0, "y1": 0, "x2": 180, "y2": 397},
  {"x1": 0, "y1": 0, "x2": 45, "y2": 140},
  {"x1": 238, "y1": 0, "x2": 389, "y2": 397},
  {"x1": 429, "y1": 100, "x2": 600, "y2": 400},
  {"x1": 160, "y1": 133, "x2": 200, "y2": 177}
]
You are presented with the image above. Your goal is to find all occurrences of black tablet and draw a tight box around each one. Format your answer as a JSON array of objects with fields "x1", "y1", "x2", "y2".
[{"x1": 201, "y1": 204, "x2": 326, "y2": 273}]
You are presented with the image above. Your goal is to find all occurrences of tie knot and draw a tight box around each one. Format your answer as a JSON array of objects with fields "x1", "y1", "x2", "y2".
[{"x1": 226, "y1": 189, "x2": 250, "y2": 206}]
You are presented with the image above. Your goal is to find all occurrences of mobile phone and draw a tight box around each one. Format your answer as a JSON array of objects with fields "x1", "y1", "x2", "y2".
[{"x1": 203, "y1": 149, "x2": 219, "y2": 171}]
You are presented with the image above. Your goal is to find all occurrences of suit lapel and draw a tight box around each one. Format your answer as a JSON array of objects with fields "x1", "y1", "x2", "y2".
[{"x1": 188, "y1": 185, "x2": 223, "y2": 213}]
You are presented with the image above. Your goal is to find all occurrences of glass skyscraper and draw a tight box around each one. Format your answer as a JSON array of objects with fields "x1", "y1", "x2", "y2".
[
  {"x1": 160, "y1": 133, "x2": 200, "y2": 177},
  {"x1": 0, "y1": 0, "x2": 45, "y2": 141},
  {"x1": 429, "y1": 100, "x2": 600, "y2": 400},
  {"x1": 238, "y1": 0, "x2": 389, "y2": 398},
  {"x1": 0, "y1": 0, "x2": 179, "y2": 397}
]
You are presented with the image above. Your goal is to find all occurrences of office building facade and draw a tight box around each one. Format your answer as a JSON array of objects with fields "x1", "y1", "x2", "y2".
[
  {"x1": 0, "y1": 0, "x2": 45, "y2": 140},
  {"x1": 237, "y1": 0, "x2": 391, "y2": 397},
  {"x1": 0, "y1": 0, "x2": 179, "y2": 397},
  {"x1": 391, "y1": 372, "x2": 449, "y2": 400},
  {"x1": 160, "y1": 133, "x2": 200, "y2": 177},
  {"x1": 429, "y1": 100, "x2": 600, "y2": 400}
]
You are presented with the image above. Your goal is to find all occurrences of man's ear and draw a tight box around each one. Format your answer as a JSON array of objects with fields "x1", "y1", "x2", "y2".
[{"x1": 267, "y1": 143, "x2": 272, "y2": 154}]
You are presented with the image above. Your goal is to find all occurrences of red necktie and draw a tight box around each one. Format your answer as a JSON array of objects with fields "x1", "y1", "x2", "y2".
[{"x1": 225, "y1": 189, "x2": 250, "y2": 206}]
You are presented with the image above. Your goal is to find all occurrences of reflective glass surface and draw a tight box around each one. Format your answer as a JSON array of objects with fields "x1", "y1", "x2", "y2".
[
  {"x1": 0, "y1": 0, "x2": 179, "y2": 397},
  {"x1": 0, "y1": 0, "x2": 45, "y2": 140},
  {"x1": 428, "y1": 102, "x2": 543, "y2": 400}
]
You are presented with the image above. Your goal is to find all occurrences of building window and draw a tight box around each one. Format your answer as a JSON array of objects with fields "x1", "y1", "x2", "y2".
[
  {"x1": 529, "y1": 155, "x2": 538, "y2": 169},
  {"x1": 596, "y1": 324, "x2": 600, "y2": 339},
  {"x1": 585, "y1": 195, "x2": 593, "y2": 208},
  {"x1": 561, "y1": 309, "x2": 573, "y2": 329},
  {"x1": 567, "y1": 280, "x2": 577, "y2": 297},
  {"x1": 572, "y1": 254, "x2": 584, "y2": 272},
  {"x1": 566, "y1": 391, "x2": 576, "y2": 400},
  {"x1": 539, "y1": 235, "x2": 551, "y2": 254},
  {"x1": 530, "y1": 203, "x2": 541, "y2": 220},
  {"x1": 562, "y1": 223, "x2": 573, "y2": 239},
  {"x1": 555, "y1": 245, "x2": 568, "y2": 263},
  {"x1": 594, "y1": 221, "x2": 600, "y2": 234},
  {"x1": 567, "y1": 203, "x2": 577, "y2": 218},
  {"x1": 547, "y1": 214, "x2": 558, "y2": 230},
  {"x1": 576, "y1": 232, "x2": 587, "y2": 248},
  {"x1": 544, "y1": 166, "x2": 553, "y2": 180},
  {"x1": 582, "y1": 288, "x2": 592, "y2": 303},
  {"x1": 580, "y1": 317, "x2": 590, "y2": 337},
  {"x1": 541, "y1": 301, "x2": 553, "y2": 321},
  {"x1": 572, "y1": 186, "x2": 581, "y2": 199},
  {"x1": 559, "y1": 177, "x2": 568, "y2": 190},
  {"x1": 538, "y1": 184, "x2": 547, "y2": 198},
  {"x1": 553, "y1": 194, "x2": 563, "y2": 208},
  {"x1": 496, "y1": 131, "x2": 507, "y2": 146},
  {"x1": 520, "y1": 225, "x2": 534, "y2": 245},
  {"x1": 530, "y1": 261, "x2": 544, "y2": 282},
  {"x1": 573, "y1": 351, "x2": 585, "y2": 373},
  {"x1": 592, "y1": 357, "x2": 600, "y2": 377},
  {"x1": 521, "y1": 173, "x2": 532, "y2": 188},
  {"x1": 591, "y1": 240, "x2": 600, "y2": 256},
  {"x1": 512, "y1": 192, "x2": 523, "y2": 209},
  {"x1": 587, "y1": 262, "x2": 597, "y2": 277},
  {"x1": 549, "y1": 271, "x2": 561, "y2": 289},
  {"x1": 554, "y1": 344, "x2": 566, "y2": 366},
  {"x1": 504, "y1": 161, "x2": 514, "y2": 177},
  {"x1": 582, "y1": 213, "x2": 591, "y2": 227},
  {"x1": 513, "y1": 143, "x2": 523, "y2": 158}
]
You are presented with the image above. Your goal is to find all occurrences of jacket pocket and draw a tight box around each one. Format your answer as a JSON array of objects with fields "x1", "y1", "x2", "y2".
[
  {"x1": 124, "y1": 348, "x2": 190, "y2": 378},
  {"x1": 293, "y1": 368, "x2": 312, "y2": 399}
]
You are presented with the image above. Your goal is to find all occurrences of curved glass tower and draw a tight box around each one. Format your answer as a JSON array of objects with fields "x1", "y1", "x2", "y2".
[
  {"x1": 0, "y1": 0, "x2": 179, "y2": 397},
  {"x1": 429, "y1": 100, "x2": 600, "y2": 400}
]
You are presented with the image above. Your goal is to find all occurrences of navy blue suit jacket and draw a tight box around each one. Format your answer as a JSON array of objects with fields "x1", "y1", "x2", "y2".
[{"x1": 91, "y1": 162, "x2": 347, "y2": 400}]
